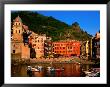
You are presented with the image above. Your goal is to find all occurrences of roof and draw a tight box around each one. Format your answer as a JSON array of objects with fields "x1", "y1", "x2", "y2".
[
  {"x1": 95, "y1": 32, "x2": 100, "y2": 39},
  {"x1": 14, "y1": 15, "x2": 22, "y2": 22},
  {"x1": 23, "y1": 25, "x2": 28, "y2": 30}
]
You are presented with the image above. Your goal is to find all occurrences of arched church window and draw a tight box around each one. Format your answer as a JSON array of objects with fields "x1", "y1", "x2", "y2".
[
  {"x1": 19, "y1": 30, "x2": 20, "y2": 33},
  {"x1": 19, "y1": 23, "x2": 20, "y2": 25},
  {"x1": 13, "y1": 50, "x2": 15, "y2": 53}
]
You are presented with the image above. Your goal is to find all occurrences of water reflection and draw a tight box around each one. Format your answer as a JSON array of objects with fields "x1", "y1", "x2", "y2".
[{"x1": 11, "y1": 63, "x2": 96, "y2": 77}]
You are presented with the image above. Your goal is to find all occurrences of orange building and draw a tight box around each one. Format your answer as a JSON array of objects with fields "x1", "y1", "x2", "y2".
[{"x1": 52, "y1": 40, "x2": 80, "y2": 57}]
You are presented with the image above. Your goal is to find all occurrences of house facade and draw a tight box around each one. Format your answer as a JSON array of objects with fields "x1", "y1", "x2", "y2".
[
  {"x1": 52, "y1": 40, "x2": 80, "y2": 57},
  {"x1": 92, "y1": 32, "x2": 100, "y2": 59},
  {"x1": 29, "y1": 32, "x2": 46, "y2": 58}
]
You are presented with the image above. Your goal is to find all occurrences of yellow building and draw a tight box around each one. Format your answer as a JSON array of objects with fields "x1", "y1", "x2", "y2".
[
  {"x1": 81, "y1": 39, "x2": 92, "y2": 60},
  {"x1": 86, "y1": 41, "x2": 89, "y2": 54},
  {"x1": 85, "y1": 41, "x2": 89, "y2": 60},
  {"x1": 86, "y1": 39, "x2": 92, "y2": 60}
]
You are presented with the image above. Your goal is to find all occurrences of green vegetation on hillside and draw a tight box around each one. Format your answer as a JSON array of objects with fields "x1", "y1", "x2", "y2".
[{"x1": 11, "y1": 11, "x2": 92, "y2": 41}]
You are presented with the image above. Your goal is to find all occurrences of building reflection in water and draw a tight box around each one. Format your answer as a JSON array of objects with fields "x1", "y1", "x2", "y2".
[{"x1": 11, "y1": 63, "x2": 82, "y2": 77}]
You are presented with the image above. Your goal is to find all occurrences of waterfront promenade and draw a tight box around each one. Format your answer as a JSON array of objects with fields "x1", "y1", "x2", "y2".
[
  {"x1": 11, "y1": 57, "x2": 95, "y2": 66},
  {"x1": 29, "y1": 57, "x2": 94, "y2": 64}
]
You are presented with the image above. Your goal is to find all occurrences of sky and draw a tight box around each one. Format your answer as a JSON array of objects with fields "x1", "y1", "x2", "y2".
[{"x1": 37, "y1": 11, "x2": 100, "y2": 36}]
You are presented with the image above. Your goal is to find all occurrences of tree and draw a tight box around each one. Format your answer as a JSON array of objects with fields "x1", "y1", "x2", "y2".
[{"x1": 11, "y1": 11, "x2": 92, "y2": 41}]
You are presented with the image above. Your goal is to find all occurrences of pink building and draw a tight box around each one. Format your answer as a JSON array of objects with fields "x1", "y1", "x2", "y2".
[{"x1": 29, "y1": 32, "x2": 46, "y2": 58}]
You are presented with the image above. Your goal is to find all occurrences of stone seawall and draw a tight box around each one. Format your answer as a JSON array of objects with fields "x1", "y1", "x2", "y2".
[
  {"x1": 11, "y1": 58, "x2": 30, "y2": 65},
  {"x1": 11, "y1": 57, "x2": 76, "y2": 65},
  {"x1": 11, "y1": 57, "x2": 95, "y2": 65}
]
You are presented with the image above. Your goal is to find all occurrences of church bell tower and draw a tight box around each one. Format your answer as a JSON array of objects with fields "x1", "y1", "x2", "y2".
[{"x1": 12, "y1": 15, "x2": 23, "y2": 41}]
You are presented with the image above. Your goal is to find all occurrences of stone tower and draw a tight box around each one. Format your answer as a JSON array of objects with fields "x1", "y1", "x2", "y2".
[
  {"x1": 11, "y1": 16, "x2": 30, "y2": 60},
  {"x1": 12, "y1": 16, "x2": 23, "y2": 41}
]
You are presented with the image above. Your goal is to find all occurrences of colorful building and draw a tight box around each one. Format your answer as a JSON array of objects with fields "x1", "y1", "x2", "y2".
[
  {"x1": 92, "y1": 32, "x2": 100, "y2": 59},
  {"x1": 11, "y1": 16, "x2": 49, "y2": 59},
  {"x1": 44, "y1": 37, "x2": 53, "y2": 58},
  {"x1": 29, "y1": 32, "x2": 46, "y2": 58},
  {"x1": 80, "y1": 39, "x2": 92, "y2": 60},
  {"x1": 80, "y1": 41, "x2": 86, "y2": 57},
  {"x1": 52, "y1": 40, "x2": 80, "y2": 57}
]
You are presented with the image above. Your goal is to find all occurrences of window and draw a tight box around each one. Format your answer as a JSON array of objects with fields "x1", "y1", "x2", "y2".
[
  {"x1": 38, "y1": 47, "x2": 39, "y2": 49},
  {"x1": 33, "y1": 44, "x2": 36, "y2": 47},
  {"x1": 38, "y1": 40, "x2": 39, "y2": 42},
  {"x1": 13, "y1": 50, "x2": 15, "y2": 53},
  {"x1": 19, "y1": 23, "x2": 21, "y2": 25},
  {"x1": 41, "y1": 38, "x2": 43, "y2": 42},
  {"x1": 19, "y1": 30, "x2": 20, "y2": 33}
]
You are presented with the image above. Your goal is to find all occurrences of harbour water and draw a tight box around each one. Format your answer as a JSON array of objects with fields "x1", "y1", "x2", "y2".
[{"x1": 11, "y1": 62, "x2": 96, "y2": 77}]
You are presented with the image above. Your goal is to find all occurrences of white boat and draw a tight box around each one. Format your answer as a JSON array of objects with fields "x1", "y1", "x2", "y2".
[
  {"x1": 34, "y1": 68, "x2": 40, "y2": 72},
  {"x1": 84, "y1": 71, "x2": 92, "y2": 77},
  {"x1": 31, "y1": 67, "x2": 39, "y2": 72},
  {"x1": 47, "y1": 67, "x2": 52, "y2": 71},
  {"x1": 27, "y1": 66, "x2": 32, "y2": 71},
  {"x1": 38, "y1": 66, "x2": 43, "y2": 71}
]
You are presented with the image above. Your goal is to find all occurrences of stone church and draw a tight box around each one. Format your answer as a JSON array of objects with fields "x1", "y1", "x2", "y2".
[{"x1": 11, "y1": 16, "x2": 30, "y2": 60}]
